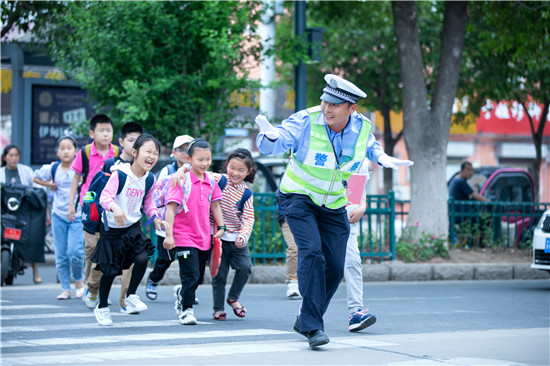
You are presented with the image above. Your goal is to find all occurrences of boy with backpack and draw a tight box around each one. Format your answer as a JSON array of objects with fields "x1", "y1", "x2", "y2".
[{"x1": 145, "y1": 135, "x2": 193, "y2": 301}]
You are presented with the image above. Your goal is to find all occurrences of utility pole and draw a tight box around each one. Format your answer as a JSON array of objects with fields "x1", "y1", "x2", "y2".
[
  {"x1": 259, "y1": 0, "x2": 276, "y2": 119},
  {"x1": 294, "y1": 1, "x2": 306, "y2": 112}
]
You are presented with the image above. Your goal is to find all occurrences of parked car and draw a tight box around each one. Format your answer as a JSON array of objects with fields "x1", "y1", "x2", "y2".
[
  {"x1": 448, "y1": 167, "x2": 536, "y2": 246},
  {"x1": 531, "y1": 209, "x2": 550, "y2": 273}
]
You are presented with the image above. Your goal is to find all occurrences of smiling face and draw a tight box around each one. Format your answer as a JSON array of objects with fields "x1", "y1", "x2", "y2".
[
  {"x1": 4, "y1": 147, "x2": 20, "y2": 170},
  {"x1": 132, "y1": 140, "x2": 159, "y2": 176},
  {"x1": 172, "y1": 143, "x2": 190, "y2": 167},
  {"x1": 56, "y1": 139, "x2": 77, "y2": 164},
  {"x1": 226, "y1": 157, "x2": 252, "y2": 185},
  {"x1": 320, "y1": 101, "x2": 357, "y2": 132},
  {"x1": 186, "y1": 147, "x2": 212, "y2": 178}
]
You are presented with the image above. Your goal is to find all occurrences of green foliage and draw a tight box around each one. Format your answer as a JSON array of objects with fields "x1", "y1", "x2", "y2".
[
  {"x1": 1, "y1": 0, "x2": 66, "y2": 40},
  {"x1": 397, "y1": 224, "x2": 450, "y2": 262},
  {"x1": 45, "y1": 1, "x2": 261, "y2": 146}
]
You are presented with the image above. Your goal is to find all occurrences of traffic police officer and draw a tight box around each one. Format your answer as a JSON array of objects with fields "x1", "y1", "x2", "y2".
[{"x1": 255, "y1": 74, "x2": 413, "y2": 348}]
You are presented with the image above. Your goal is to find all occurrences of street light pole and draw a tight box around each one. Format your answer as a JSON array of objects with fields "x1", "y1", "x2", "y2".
[{"x1": 294, "y1": 1, "x2": 306, "y2": 112}]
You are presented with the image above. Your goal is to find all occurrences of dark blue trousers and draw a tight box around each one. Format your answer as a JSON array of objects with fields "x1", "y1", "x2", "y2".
[{"x1": 278, "y1": 192, "x2": 349, "y2": 332}]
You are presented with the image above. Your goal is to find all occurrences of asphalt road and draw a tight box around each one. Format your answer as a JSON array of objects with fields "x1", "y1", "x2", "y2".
[{"x1": 2, "y1": 272, "x2": 549, "y2": 366}]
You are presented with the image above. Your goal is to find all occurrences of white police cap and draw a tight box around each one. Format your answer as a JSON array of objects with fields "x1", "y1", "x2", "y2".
[{"x1": 320, "y1": 74, "x2": 367, "y2": 104}]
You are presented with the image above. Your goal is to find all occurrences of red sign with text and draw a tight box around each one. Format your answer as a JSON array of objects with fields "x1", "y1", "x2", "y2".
[{"x1": 476, "y1": 100, "x2": 550, "y2": 136}]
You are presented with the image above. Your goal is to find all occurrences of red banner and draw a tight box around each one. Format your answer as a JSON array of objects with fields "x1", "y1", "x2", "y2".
[{"x1": 476, "y1": 99, "x2": 550, "y2": 136}]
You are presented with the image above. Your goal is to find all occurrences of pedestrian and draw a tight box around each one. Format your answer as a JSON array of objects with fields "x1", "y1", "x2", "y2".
[
  {"x1": 276, "y1": 201, "x2": 300, "y2": 299},
  {"x1": 1, "y1": 144, "x2": 44, "y2": 284},
  {"x1": 162, "y1": 139, "x2": 225, "y2": 325},
  {"x1": 255, "y1": 74, "x2": 413, "y2": 347},
  {"x1": 343, "y1": 166, "x2": 376, "y2": 332},
  {"x1": 33, "y1": 136, "x2": 85, "y2": 299},
  {"x1": 210, "y1": 148, "x2": 256, "y2": 321},
  {"x1": 448, "y1": 161, "x2": 489, "y2": 222},
  {"x1": 91, "y1": 134, "x2": 167, "y2": 326},
  {"x1": 100, "y1": 122, "x2": 146, "y2": 314},
  {"x1": 67, "y1": 114, "x2": 121, "y2": 309},
  {"x1": 145, "y1": 134, "x2": 194, "y2": 301}
]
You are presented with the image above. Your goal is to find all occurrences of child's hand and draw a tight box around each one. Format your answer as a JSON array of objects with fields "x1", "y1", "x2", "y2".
[
  {"x1": 111, "y1": 205, "x2": 127, "y2": 227},
  {"x1": 171, "y1": 164, "x2": 190, "y2": 188},
  {"x1": 154, "y1": 218, "x2": 169, "y2": 232},
  {"x1": 235, "y1": 236, "x2": 244, "y2": 248},
  {"x1": 348, "y1": 203, "x2": 366, "y2": 224},
  {"x1": 49, "y1": 181, "x2": 57, "y2": 191},
  {"x1": 163, "y1": 236, "x2": 175, "y2": 250},
  {"x1": 213, "y1": 228, "x2": 225, "y2": 239},
  {"x1": 67, "y1": 205, "x2": 76, "y2": 223}
]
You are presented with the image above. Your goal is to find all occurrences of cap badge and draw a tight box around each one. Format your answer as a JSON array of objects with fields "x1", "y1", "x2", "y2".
[{"x1": 329, "y1": 78, "x2": 338, "y2": 89}]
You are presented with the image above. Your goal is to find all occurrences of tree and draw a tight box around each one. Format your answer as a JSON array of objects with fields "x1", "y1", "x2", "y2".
[
  {"x1": 392, "y1": 1, "x2": 468, "y2": 238},
  {"x1": 1, "y1": 0, "x2": 65, "y2": 40},
  {"x1": 45, "y1": 1, "x2": 261, "y2": 145},
  {"x1": 275, "y1": 1, "x2": 443, "y2": 194},
  {"x1": 458, "y1": 1, "x2": 550, "y2": 201}
]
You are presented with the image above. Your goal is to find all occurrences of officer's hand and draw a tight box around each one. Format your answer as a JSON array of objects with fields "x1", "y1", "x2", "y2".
[
  {"x1": 255, "y1": 114, "x2": 279, "y2": 141},
  {"x1": 378, "y1": 155, "x2": 414, "y2": 170}
]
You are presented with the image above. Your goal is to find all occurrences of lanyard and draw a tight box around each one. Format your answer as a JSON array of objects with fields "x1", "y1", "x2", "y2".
[{"x1": 328, "y1": 129, "x2": 348, "y2": 189}]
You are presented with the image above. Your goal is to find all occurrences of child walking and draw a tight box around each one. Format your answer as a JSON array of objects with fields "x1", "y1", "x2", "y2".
[
  {"x1": 91, "y1": 134, "x2": 167, "y2": 326},
  {"x1": 211, "y1": 148, "x2": 256, "y2": 320},
  {"x1": 33, "y1": 136, "x2": 85, "y2": 299},
  {"x1": 163, "y1": 139, "x2": 225, "y2": 325}
]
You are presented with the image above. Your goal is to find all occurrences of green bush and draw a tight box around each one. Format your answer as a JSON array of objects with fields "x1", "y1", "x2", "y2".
[{"x1": 396, "y1": 224, "x2": 450, "y2": 262}]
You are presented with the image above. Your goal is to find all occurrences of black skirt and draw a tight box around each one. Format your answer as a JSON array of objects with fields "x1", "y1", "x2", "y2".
[{"x1": 91, "y1": 221, "x2": 155, "y2": 277}]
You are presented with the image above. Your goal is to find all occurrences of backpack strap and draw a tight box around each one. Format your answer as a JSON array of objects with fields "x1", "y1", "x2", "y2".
[
  {"x1": 218, "y1": 175, "x2": 227, "y2": 191},
  {"x1": 167, "y1": 161, "x2": 178, "y2": 175},
  {"x1": 116, "y1": 171, "x2": 128, "y2": 195},
  {"x1": 236, "y1": 188, "x2": 253, "y2": 214},
  {"x1": 51, "y1": 161, "x2": 61, "y2": 181},
  {"x1": 81, "y1": 143, "x2": 92, "y2": 185},
  {"x1": 113, "y1": 144, "x2": 121, "y2": 157},
  {"x1": 144, "y1": 172, "x2": 155, "y2": 196}
]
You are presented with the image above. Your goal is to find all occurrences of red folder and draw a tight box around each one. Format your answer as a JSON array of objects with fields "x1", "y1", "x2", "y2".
[
  {"x1": 210, "y1": 237, "x2": 222, "y2": 278},
  {"x1": 346, "y1": 174, "x2": 367, "y2": 206}
]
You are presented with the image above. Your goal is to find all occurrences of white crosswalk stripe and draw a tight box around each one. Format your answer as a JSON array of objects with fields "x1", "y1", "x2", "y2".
[
  {"x1": 1, "y1": 320, "x2": 184, "y2": 333},
  {"x1": 2, "y1": 337, "x2": 398, "y2": 365},
  {"x1": 2, "y1": 328, "x2": 293, "y2": 348}
]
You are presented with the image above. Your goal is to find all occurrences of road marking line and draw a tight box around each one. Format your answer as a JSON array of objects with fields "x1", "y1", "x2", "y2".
[
  {"x1": 1, "y1": 336, "x2": 397, "y2": 365},
  {"x1": 0, "y1": 320, "x2": 184, "y2": 333},
  {"x1": 1, "y1": 305, "x2": 64, "y2": 310},
  {"x1": 1, "y1": 328, "x2": 292, "y2": 348}
]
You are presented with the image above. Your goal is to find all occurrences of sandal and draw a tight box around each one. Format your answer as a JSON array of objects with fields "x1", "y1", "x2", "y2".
[
  {"x1": 212, "y1": 311, "x2": 227, "y2": 320},
  {"x1": 226, "y1": 298, "x2": 246, "y2": 318},
  {"x1": 57, "y1": 291, "x2": 71, "y2": 300},
  {"x1": 33, "y1": 274, "x2": 43, "y2": 284}
]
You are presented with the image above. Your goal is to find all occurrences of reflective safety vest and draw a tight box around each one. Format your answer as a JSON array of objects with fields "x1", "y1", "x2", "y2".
[{"x1": 280, "y1": 106, "x2": 372, "y2": 209}]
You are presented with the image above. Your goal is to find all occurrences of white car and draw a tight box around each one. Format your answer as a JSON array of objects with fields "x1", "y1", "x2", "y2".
[{"x1": 531, "y1": 209, "x2": 550, "y2": 273}]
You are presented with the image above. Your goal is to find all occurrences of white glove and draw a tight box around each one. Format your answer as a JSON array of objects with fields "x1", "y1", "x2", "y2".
[
  {"x1": 255, "y1": 114, "x2": 279, "y2": 140},
  {"x1": 378, "y1": 155, "x2": 414, "y2": 170}
]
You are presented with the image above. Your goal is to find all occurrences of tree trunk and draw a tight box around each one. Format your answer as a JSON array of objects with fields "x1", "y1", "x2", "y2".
[{"x1": 392, "y1": 1, "x2": 468, "y2": 238}]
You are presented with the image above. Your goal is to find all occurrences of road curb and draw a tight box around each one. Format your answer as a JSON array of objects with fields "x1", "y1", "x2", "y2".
[{"x1": 44, "y1": 254, "x2": 550, "y2": 286}]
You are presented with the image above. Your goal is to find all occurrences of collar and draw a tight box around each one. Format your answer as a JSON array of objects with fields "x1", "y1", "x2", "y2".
[
  {"x1": 190, "y1": 171, "x2": 209, "y2": 184},
  {"x1": 90, "y1": 142, "x2": 114, "y2": 156}
]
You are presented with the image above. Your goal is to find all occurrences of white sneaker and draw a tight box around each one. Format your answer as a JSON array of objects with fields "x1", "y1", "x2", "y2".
[
  {"x1": 286, "y1": 279, "x2": 301, "y2": 298},
  {"x1": 94, "y1": 305, "x2": 113, "y2": 326},
  {"x1": 179, "y1": 308, "x2": 197, "y2": 325},
  {"x1": 83, "y1": 289, "x2": 99, "y2": 309},
  {"x1": 173, "y1": 285, "x2": 183, "y2": 315},
  {"x1": 120, "y1": 306, "x2": 139, "y2": 314},
  {"x1": 125, "y1": 294, "x2": 148, "y2": 313}
]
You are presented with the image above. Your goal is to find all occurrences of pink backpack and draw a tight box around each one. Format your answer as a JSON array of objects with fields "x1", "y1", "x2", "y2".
[{"x1": 153, "y1": 172, "x2": 217, "y2": 218}]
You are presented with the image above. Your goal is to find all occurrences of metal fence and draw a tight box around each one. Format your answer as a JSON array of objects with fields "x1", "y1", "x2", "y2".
[{"x1": 144, "y1": 193, "x2": 549, "y2": 266}]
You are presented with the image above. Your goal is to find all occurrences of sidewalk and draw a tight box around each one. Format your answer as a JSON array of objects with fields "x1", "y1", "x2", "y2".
[{"x1": 44, "y1": 254, "x2": 550, "y2": 285}]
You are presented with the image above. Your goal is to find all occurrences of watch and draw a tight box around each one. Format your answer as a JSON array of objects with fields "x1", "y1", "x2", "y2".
[{"x1": 217, "y1": 225, "x2": 227, "y2": 231}]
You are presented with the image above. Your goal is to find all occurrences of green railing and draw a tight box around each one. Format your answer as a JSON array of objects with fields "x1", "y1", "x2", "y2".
[
  {"x1": 448, "y1": 199, "x2": 550, "y2": 248},
  {"x1": 144, "y1": 195, "x2": 549, "y2": 266},
  {"x1": 248, "y1": 192, "x2": 396, "y2": 265}
]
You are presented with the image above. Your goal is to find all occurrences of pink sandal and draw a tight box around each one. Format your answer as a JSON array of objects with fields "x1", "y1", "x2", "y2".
[
  {"x1": 213, "y1": 311, "x2": 227, "y2": 320},
  {"x1": 226, "y1": 298, "x2": 246, "y2": 318}
]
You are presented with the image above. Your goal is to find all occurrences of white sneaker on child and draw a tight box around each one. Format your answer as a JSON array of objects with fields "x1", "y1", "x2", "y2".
[
  {"x1": 179, "y1": 308, "x2": 197, "y2": 325},
  {"x1": 125, "y1": 294, "x2": 148, "y2": 313},
  {"x1": 94, "y1": 305, "x2": 113, "y2": 326},
  {"x1": 286, "y1": 279, "x2": 301, "y2": 298}
]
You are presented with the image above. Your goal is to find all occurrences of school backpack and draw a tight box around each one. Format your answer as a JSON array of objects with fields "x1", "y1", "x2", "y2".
[
  {"x1": 216, "y1": 175, "x2": 253, "y2": 216},
  {"x1": 81, "y1": 169, "x2": 154, "y2": 234},
  {"x1": 153, "y1": 171, "x2": 218, "y2": 217},
  {"x1": 76, "y1": 144, "x2": 121, "y2": 207},
  {"x1": 51, "y1": 161, "x2": 61, "y2": 181}
]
